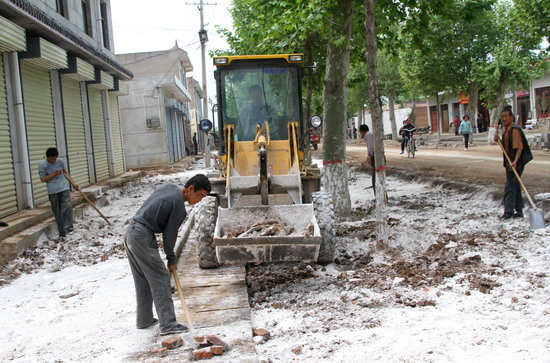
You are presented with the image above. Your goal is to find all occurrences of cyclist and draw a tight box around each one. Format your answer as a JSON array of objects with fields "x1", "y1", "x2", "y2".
[{"x1": 399, "y1": 119, "x2": 416, "y2": 155}]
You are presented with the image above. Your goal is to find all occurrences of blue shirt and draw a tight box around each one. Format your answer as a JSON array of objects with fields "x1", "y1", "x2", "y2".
[
  {"x1": 38, "y1": 158, "x2": 70, "y2": 194},
  {"x1": 133, "y1": 183, "x2": 187, "y2": 266}
]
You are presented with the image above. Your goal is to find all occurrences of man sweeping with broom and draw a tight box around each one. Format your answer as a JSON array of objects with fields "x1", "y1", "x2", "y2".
[
  {"x1": 124, "y1": 174, "x2": 210, "y2": 335},
  {"x1": 494, "y1": 107, "x2": 533, "y2": 220}
]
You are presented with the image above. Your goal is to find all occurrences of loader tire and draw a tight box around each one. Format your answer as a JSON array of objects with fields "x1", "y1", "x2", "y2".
[
  {"x1": 195, "y1": 196, "x2": 219, "y2": 269},
  {"x1": 312, "y1": 191, "x2": 336, "y2": 264}
]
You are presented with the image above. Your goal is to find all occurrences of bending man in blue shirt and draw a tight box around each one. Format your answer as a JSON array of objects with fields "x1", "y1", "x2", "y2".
[{"x1": 124, "y1": 174, "x2": 210, "y2": 335}]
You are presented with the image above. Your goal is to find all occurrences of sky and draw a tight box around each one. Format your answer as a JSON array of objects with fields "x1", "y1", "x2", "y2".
[{"x1": 110, "y1": 0, "x2": 234, "y2": 118}]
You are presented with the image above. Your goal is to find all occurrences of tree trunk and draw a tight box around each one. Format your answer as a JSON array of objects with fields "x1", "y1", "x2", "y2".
[
  {"x1": 305, "y1": 35, "x2": 313, "y2": 129},
  {"x1": 322, "y1": 0, "x2": 353, "y2": 216},
  {"x1": 389, "y1": 92, "x2": 398, "y2": 140},
  {"x1": 411, "y1": 96, "x2": 417, "y2": 121},
  {"x1": 464, "y1": 82, "x2": 479, "y2": 134},
  {"x1": 364, "y1": 0, "x2": 390, "y2": 248},
  {"x1": 436, "y1": 93, "x2": 442, "y2": 141},
  {"x1": 358, "y1": 107, "x2": 363, "y2": 125},
  {"x1": 487, "y1": 77, "x2": 507, "y2": 144}
]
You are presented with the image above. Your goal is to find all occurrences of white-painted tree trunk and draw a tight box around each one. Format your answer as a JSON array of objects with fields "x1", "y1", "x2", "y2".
[{"x1": 364, "y1": 0, "x2": 390, "y2": 247}]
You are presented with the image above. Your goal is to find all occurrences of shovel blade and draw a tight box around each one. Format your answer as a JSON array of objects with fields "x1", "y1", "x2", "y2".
[{"x1": 528, "y1": 209, "x2": 546, "y2": 230}]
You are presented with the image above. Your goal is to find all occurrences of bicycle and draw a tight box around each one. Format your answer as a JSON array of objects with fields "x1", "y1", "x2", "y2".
[{"x1": 406, "y1": 134, "x2": 416, "y2": 158}]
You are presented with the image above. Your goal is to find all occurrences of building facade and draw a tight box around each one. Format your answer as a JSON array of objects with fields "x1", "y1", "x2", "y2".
[
  {"x1": 116, "y1": 45, "x2": 194, "y2": 168},
  {"x1": 187, "y1": 76, "x2": 204, "y2": 153},
  {"x1": 531, "y1": 70, "x2": 550, "y2": 130},
  {"x1": 0, "y1": 0, "x2": 131, "y2": 218}
]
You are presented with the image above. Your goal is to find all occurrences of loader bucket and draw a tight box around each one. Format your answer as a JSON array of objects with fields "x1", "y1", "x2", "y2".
[{"x1": 214, "y1": 204, "x2": 322, "y2": 264}]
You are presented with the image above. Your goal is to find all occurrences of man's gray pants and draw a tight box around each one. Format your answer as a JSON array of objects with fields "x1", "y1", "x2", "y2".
[
  {"x1": 124, "y1": 222, "x2": 178, "y2": 332},
  {"x1": 504, "y1": 164, "x2": 525, "y2": 216},
  {"x1": 48, "y1": 190, "x2": 73, "y2": 236}
]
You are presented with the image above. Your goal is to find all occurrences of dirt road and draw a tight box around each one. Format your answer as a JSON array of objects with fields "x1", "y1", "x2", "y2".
[{"x1": 345, "y1": 140, "x2": 550, "y2": 198}]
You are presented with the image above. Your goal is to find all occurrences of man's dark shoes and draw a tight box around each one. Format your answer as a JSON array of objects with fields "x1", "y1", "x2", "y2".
[
  {"x1": 499, "y1": 214, "x2": 513, "y2": 220},
  {"x1": 137, "y1": 318, "x2": 159, "y2": 329},
  {"x1": 160, "y1": 323, "x2": 188, "y2": 336},
  {"x1": 513, "y1": 212, "x2": 524, "y2": 218}
]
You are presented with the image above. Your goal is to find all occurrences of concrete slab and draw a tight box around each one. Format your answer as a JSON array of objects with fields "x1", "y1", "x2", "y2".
[{"x1": 174, "y1": 226, "x2": 257, "y2": 361}]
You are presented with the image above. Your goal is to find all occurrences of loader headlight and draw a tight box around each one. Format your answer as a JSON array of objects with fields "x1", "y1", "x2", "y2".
[
  {"x1": 310, "y1": 115, "x2": 322, "y2": 128},
  {"x1": 288, "y1": 54, "x2": 303, "y2": 62},
  {"x1": 214, "y1": 57, "x2": 228, "y2": 65}
]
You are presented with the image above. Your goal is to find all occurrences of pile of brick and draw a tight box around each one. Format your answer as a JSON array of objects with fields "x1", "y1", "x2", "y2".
[
  {"x1": 528, "y1": 133, "x2": 550, "y2": 149},
  {"x1": 191, "y1": 335, "x2": 229, "y2": 360}
]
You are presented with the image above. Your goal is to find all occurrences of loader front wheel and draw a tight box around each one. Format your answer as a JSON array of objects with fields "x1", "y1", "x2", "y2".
[
  {"x1": 195, "y1": 196, "x2": 219, "y2": 269},
  {"x1": 312, "y1": 191, "x2": 336, "y2": 264}
]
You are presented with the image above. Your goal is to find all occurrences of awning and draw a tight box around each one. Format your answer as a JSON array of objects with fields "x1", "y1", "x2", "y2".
[
  {"x1": 88, "y1": 68, "x2": 114, "y2": 90},
  {"x1": 109, "y1": 78, "x2": 129, "y2": 96},
  {"x1": 0, "y1": 15, "x2": 26, "y2": 52},
  {"x1": 20, "y1": 37, "x2": 67, "y2": 70},
  {"x1": 60, "y1": 56, "x2": 95, "y2": 81}
]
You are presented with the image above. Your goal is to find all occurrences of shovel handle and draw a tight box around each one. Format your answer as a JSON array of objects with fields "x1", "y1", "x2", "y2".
[
  {"x1": 496, "y1": 138, "x2": 537, "y2": 209},
  {"x1": 171, "y1": 269, "x2": 194, "y2": 330},
  {"x1": 64, "y1": 173, "x2": 111, "y2": 224}
]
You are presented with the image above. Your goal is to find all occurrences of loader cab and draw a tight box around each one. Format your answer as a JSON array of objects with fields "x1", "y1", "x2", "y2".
[{"x1": 213, "y1": 55, "x2": 304, "y2": 143}]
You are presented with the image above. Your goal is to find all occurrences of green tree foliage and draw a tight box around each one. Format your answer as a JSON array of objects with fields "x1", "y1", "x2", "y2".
[{"x1": 478, "y1": 1, "x2": 549, "y2": 128}]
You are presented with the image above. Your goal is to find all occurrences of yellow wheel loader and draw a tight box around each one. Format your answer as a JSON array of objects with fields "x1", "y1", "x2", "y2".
[{"x1": 196, "y1": 54, "x2": 334, "y2": 268}]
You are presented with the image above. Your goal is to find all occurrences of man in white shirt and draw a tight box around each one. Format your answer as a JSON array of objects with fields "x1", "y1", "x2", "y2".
[{"x1": 359, "y1": 124, "x2": 375, "y2": 194}]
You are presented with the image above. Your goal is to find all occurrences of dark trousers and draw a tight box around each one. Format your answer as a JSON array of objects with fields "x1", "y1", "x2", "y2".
[
  {"x1": 463, "y1": 134, "x2": 470, "y2": 148},
  {"x1": 193, "y1": 143, "x2": 198, "y2": 155},
  {"x1": 503, "y1": 164, "x2": 524, "y2": 216},
  {"x1": 48, "y1": 190, "x2": 73, "y2": 236},
  {"x1": 401, "y1": 136, "x2": 409, "y2": 152},
  {"x1": 124, "y1": 222, "x2": 179, "y2": 332}
]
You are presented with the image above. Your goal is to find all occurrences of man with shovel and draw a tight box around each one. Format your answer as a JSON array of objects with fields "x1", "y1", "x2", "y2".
[
  {"x1": 494, "y1": 107, "x2": 533, "y2": 220},
  {"x1": 38, "y1": 147, "x2": 78, "y2": 238},
  {"x1": 124, "y1": 174, "x2": 211, "y2": 335}
]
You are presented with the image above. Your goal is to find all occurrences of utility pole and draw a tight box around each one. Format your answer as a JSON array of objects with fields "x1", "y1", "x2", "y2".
[{"x1": 187, "y1": 0, "x2": 216, "y2": 167}]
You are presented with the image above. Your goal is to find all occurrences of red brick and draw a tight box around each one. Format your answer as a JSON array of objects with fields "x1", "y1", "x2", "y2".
[
  {"x1": 193, "y1": 336, "x2": 209, "y2": 346},
  {"x1": 206, "y1": 335, "x2": 230, "y2": 351},
  {"x1": 211, "y1": 345, "x2": 224, "y2": 355},
  {"x1": 253, "y1": 328, "x2": 271, "y2": 339},
  {"x1": 162, "y1": 336, "x2": 183, "y2": 349},
  {"x1": 192, "y1": 347, "x2": 213, "y2": 360}
]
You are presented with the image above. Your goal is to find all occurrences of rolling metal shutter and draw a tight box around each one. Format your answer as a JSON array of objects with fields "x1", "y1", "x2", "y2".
[
  {"x1": 88, "y1": 88, "x2": 109, "y2": 181},
  {"x1": 166, "y1": 110, "x2": 175, "y2": 164},
  {"x1": 21, "y1": 62, "x2": 55, "y2": 204},
  {"x1": 61, "y1": 77, "x2": 90, "y2": 187},
  {"x1": 108, "y1": 93, "x2": 125, "y2": 175},
  {"x1": 0, "y1": 56, "x2": 17, "y2": 217}
]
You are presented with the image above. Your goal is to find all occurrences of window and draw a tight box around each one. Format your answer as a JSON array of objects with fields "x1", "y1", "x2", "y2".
[
  {"x1": 56, "y1": 0, "x2": 66, "y2": 17},
  {"x1": 220, "y1": 66, "x2": 300, "y2": 141},
  {"x1": 100, "y1": 1, "x2": 110, "y2": 50},
  {"x1": 82, "y1": 0, "x2": 92, "y2": 36}
]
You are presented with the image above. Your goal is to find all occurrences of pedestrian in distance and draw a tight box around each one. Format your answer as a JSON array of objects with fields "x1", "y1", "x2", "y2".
[
  {"x1": 38, "y1": 147, "x2": 78, "y2": 238},
  {"x1": 459, "y1": 115, "x2": 473, "y2": 150},
  {"x1": 124, "y1": 174, "x2": 211, "y2": 335},
  {"x1": 193, "y1": 133, "x2": 198, "y2": 155},
  {"x1": 359, "y1": 124, "x2": 375, "y2": 194},
  {"x1": 453, "y1": 116, "x2": 460, "y2": 136},
  {"x1": 494, "y1": 108, "x2": 533, "y2": 220}
]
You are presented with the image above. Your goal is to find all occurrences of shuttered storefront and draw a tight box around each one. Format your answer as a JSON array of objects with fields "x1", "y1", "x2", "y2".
[
  {"x1": 21, "y1": 62, "x2": 56, "y2": 204},
  {"x1": 88, "y1": 88, "x2": 109, "y2": 181},
  {"x1": 61, "y1": 77, "x2": 90, "y2": 187},
  {"x1": 108, "y1": 93, "x2": 125, "y2": 175},
  {"x1": 166, "y1": 111, "x2": 175, "y2": 164},
  {"x1": 0, "y1": 56, "x2": 17, "y2": 217}
]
